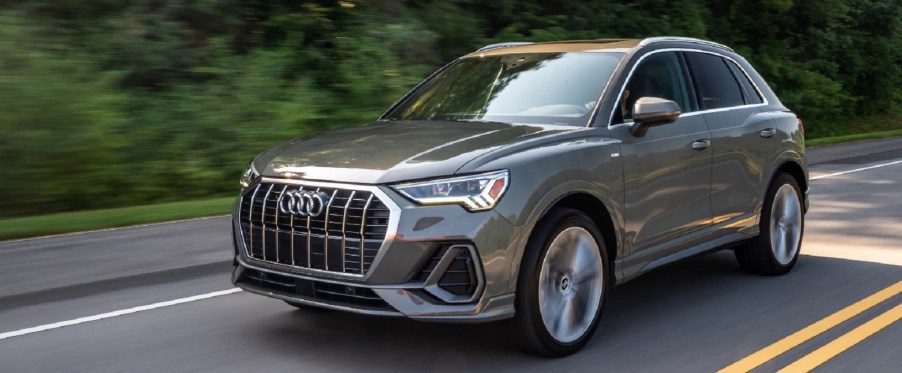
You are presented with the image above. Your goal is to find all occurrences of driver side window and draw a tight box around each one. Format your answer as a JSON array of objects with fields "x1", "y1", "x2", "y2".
[{"x1": 616, "y1": 52, "x2": 691, "y2": 123}]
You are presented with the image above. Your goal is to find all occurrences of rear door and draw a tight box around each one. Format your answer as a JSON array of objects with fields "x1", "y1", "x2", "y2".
[
  {"x1": 684, "y1": 52, "x2": 774, "y2": 236},
  {"x1": 608, "y1": 51, "x2": 713, "y2": 264}
]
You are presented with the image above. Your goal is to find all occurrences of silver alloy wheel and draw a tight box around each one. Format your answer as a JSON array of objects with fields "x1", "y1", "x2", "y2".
[
  {"x1": 769, "y1": 184, "x2": 802, "y2": 265},
  {"x1": 538, "y1": 226, "x2": 604, "y2": 344}
]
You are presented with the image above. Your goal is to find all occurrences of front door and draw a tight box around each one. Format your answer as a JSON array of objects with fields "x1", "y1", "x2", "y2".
[{"x1": 607, "y1": 51, "x2": 713, "y2": 267}]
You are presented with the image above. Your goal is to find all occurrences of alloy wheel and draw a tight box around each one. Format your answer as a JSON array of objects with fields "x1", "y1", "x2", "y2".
[
  {"x1": 538, "y1": 226, "x2": 604, "y2": 344},
  {"x1": 769, "y1": 184, "x2": 802, "y2": 265}
]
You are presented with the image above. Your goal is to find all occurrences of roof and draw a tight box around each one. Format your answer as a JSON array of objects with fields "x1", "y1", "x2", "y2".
[{"x1": 464, "y1": 37, "x2": 732, "y2": 58}]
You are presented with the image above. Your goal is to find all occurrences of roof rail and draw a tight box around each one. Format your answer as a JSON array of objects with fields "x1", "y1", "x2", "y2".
[
  {"x1": 639, "y1": 37, "x2": 734, "y2": 52},
  {"x1": 476, "y1": 42, "x2": 535, "y2": 52}
]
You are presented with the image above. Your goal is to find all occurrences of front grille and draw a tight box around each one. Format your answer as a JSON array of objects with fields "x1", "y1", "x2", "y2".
[
  {"x1": 239, "y1": 181, "x2": 391, "y2": 275},
  {"x1": 238, "y1": 268, "x2": 393, "y2": 311}
]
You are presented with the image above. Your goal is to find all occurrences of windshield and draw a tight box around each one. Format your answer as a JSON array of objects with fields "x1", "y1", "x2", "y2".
[{"x1": 385, "y1": 52, "x2": 624, "y2": 126}]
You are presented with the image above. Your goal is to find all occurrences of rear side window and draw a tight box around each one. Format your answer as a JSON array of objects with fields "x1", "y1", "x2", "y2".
[
  {"x1": 686, "y1": 53, "x2": 744, "y2": 110},
  {"x1": 726, "y1": 61, "x2": 764, "y2": 104}
]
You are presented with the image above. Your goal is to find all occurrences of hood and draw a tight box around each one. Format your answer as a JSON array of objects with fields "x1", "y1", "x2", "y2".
[{"x1": 255, "y1": 120, "x2": 577, "y2": 184}]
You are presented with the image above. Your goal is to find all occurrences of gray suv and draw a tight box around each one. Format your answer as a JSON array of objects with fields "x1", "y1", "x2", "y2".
[{"x1": 231, "y1": 37, "x2": 808, "y2": 356}]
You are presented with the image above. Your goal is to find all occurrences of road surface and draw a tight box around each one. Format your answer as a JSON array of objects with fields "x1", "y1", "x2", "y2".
[{"x1": 1, "y1": 138, "x2": 901, "y2": 372}]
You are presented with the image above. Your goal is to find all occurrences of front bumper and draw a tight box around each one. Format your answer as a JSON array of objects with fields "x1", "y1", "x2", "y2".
[{"x1": 231, "y1": 183, "x2": 521, "y2": 322}]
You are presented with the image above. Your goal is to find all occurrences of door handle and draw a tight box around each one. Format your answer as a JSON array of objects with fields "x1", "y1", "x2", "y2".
[
  {"x1": 760, "y1": 128, "x2": 775, "y2": 138},
  {"x1": 691, "y1": 139, "x2": 710, "y2": 150}
]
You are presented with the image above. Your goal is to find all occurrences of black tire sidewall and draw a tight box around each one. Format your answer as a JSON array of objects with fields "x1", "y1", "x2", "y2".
[
  {"x1": 513, "y1": 208, "x2": 609, "y2": 357},
  {"x1": 750, "y1": 173, "x2": 805, "y2": 274}
]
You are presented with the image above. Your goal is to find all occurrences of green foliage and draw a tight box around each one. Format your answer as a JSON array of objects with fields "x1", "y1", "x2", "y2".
[
  {"x1": 0, "y1": 0, "x2": 900, "y2": 218},
  {"x1": 0, "y1": 14, "x2": 127, "y2": 216},
  {"x1": 806, "y1": 128, "x2": 902, "y2": 147}
]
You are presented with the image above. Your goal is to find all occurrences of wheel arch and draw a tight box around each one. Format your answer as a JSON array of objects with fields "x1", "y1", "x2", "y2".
[
  {"x1": 772, "y1": 159, "x2": 808, "y2": 213},
  {"x1": 507, "y1": 189, "x2": 622, "y2": 293},
  {"x1": 777, "y1": 160, "x2": 807, "y2": 195},
  {"x1": 549, "y1": 193, "x2": 618, "y2": 275}
]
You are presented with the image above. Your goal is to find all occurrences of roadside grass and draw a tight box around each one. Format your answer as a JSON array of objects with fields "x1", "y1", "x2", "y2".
[
  {"x1": 2, "y1": 128, "x2": 901, "y2": 242},
  {"x1": 807, "y1": 128, "x2": 902, "y2": 147},
  {"x1": 0, "y1": 197, "x2": 234, "y2": 241}
]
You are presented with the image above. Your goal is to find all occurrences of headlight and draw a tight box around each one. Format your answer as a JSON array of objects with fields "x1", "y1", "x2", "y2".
[
  {"x1": 239, "y1": 162, "x2": 260, "y2": 190},
  {"x1": 392, "y1": 170, "x2": 509, "y2": 211}
]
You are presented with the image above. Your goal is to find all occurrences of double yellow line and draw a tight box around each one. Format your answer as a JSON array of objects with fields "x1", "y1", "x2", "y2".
[{"x1": 719, "y1": 280, "x2": 902, "y2": 373}]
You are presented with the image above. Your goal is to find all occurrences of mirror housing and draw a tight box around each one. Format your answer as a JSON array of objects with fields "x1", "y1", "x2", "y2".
[{"x1": 630, "y1": 97, "x2": 681, "y2": 137}]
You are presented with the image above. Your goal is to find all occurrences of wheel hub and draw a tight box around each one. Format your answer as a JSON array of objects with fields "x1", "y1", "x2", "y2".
[{"x1": 559, "y1": 275, "x2": 572, "y2": 293}]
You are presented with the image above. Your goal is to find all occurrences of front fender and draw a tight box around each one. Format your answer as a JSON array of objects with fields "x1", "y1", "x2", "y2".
[{"x1": 463, "y1": 134, "x2": 625, "y2": 293}]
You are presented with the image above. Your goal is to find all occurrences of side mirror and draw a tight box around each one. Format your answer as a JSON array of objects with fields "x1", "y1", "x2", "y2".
[{"x1": 630, "y1": 97, "x2": 681, "y2": 137}]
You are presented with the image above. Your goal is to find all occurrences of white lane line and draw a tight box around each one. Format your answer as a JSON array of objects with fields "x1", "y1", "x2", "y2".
[
  {"x1": 811, "y1": 159, "x2": 902, "y2": 180},
  {"x1": 0, "y1": 288, "x2": 242, "y2": 341}
]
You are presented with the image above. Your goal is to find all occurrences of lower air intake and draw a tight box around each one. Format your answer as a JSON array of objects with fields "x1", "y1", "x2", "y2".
[
  {"x1": 237, "y1": 268, "x2": 395, "y2": 312},
  {"x1": 418, "y1": 244, "x2": 483, "y2": 303}
]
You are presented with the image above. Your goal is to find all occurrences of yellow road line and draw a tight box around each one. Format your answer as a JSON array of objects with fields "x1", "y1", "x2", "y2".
[
  {"x1": 718, "y1": 280, "x2": 902, "y2": 373},
  {"x1": 778, "y1": 301, "x2": 902, "y2": 372}
]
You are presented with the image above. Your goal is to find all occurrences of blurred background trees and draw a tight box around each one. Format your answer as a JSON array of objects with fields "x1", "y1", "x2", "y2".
[{"x1": 1, "y1": 0, "x2": 900, "y2": 217}]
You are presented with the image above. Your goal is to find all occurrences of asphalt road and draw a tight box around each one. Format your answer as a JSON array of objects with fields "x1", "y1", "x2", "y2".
[{"x1": 1, "y1": 138, "x2": 901, "y2": 372}]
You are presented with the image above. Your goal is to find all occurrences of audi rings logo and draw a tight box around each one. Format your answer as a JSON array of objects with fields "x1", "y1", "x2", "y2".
[{"x1": 278, "y1": 190, "x2": 331, "y2": 217}]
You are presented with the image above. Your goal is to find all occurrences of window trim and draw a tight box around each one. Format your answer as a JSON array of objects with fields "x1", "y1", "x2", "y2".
[{"x1": 607, "y1": 48, "x2": 769, "y2": 127}]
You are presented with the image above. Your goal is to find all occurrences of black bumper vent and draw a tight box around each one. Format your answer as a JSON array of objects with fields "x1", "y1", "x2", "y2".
[
  {"x1": 237, "y1": 268, "x2": 394, "y2": 312},
  {"x1": 419, "y1": 244, "x2": 479, "y2": 297}
]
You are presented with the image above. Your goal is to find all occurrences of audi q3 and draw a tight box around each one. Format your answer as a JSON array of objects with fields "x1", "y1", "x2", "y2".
[{"x1": 231, "y1": 37, "x2": 808, "y2": 356}]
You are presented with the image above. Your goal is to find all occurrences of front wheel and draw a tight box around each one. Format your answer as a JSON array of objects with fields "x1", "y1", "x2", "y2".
[
  {"x1": 509, "y1": 208, "x2": 609, "y2": 357},
  {"x1": 735, "y1": 172, "x2": 804, "y2": 275}
]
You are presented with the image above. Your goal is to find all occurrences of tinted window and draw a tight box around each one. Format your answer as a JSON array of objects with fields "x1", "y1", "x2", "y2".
[
  {"x1": 616, "y1": 52, "x2": 692, "y2": 123},
  {"x1": 686, "y1": 53, "x2": 744, "y2": 109},
  {"x1": 726, "y1": 61, "x2": 764, "y2": 104}
]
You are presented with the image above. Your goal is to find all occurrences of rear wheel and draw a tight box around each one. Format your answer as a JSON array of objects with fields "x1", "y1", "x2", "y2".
[
  {"x1": 735, "y1": 172, "x2": 804, "y2": 275},
  {"x1": 509, "y1": 208, "x2": 608, "y2": 357}
]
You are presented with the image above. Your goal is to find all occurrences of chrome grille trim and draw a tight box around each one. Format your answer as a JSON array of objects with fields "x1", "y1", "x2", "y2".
[
  {"x1": 291, "y1": 191, "x2": 299, "y2": 266},
  {"x1": 237, "y1": 178, "x2": 399, "y2": 279},
  {"x1": 323, "y1": 189, "x2": 338, "y2": 271},
  {"x1": 247, "y1": 185, "x2": 261, "y2": 252},
  {"x1": 306, "y1": 186, "x2": 313, "y2": 267},
  {"x1": 275, "y1": 184, "x2": 287, "y2": 263},
  {"x1": 260, "y1": 184, "x2": 274, "y2": 261},
  {"x1": 360, "y1": 194, "x2": 373, "y2": 274},
  {"x1": 341, "y1": 190, "x2": 355, "y2": 273}
]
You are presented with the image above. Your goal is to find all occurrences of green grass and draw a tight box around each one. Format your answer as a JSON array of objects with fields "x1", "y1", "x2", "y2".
[
  {"x1": 1, "y1": 128, "x2": 900, "y2": 242},
  {"x1": 807, "y1": 128, "x2": 902, "y2": 147},
  {"x1": 0, "y1": 197, "x2": 235, "y2": 241}
]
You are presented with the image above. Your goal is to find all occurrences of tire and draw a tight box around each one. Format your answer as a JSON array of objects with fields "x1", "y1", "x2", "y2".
[
  {"x1": 735, "y1": 172, "x2": 804, "y2": 275},
  {"x1": 508, "y1": 208, "x2": 609, "y2": 357},
  {"x1": 284, "y1": 300, "x2": 332, "y2": 312}
]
